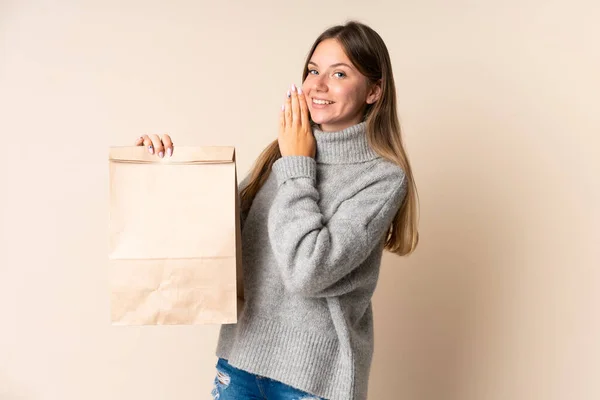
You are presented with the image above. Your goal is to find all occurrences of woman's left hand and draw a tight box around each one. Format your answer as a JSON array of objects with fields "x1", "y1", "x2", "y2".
[{"x1": 278, "y1": 83, "x2": 316, "y2": 158}]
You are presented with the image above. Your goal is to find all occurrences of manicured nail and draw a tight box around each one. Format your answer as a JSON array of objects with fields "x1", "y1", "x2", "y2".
[
  {"x1": 291, "y1": 83, "x2": 296, "y2": 92},
  {"x1": 297, "y1": 87, "x2": 302, "y2": 95},
  {"x1": 148, "y1": 145, "x2": 154, "y2": 154},
  {"x1": 167, "y1": 148, "x2": 172, "y2": 157},
  {"x1": 281, "y1": 104, "x2": 285, "y2": 111},
  {"x1": 287, "y1": 90, "x2": 291, "y2": 98},
  {"x1": 159, "y1": 151, "x2": 164, "y2": 158}
]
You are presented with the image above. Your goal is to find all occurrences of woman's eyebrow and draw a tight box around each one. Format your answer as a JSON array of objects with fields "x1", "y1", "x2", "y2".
[{"x1": 308, "y1": 61, "x2": 353, "y2": 70}]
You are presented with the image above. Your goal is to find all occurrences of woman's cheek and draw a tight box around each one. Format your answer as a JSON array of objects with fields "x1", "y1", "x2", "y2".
[{"x1": 306, "y1": 97, "x2": 314, "y2": 112}]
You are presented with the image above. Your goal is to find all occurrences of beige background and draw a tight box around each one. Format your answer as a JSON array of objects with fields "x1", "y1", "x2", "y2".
[{"x1": 0, "y1": 0, "x2": 598, "y2": 399}]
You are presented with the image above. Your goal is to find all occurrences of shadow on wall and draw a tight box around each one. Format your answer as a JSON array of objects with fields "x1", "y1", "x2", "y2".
[{"x1": 370, "y1": 125, "x2": 516, "y2": 400}]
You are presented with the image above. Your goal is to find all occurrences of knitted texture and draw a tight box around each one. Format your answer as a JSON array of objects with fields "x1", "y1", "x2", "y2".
[{"x1": 216, "y1": 121, "x2": 407, "y2": 400}]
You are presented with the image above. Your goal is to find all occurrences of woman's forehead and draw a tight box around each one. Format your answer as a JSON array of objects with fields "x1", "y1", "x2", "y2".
[{"x1": 310, "y1": 39, "x2": 353, "y2": 68}]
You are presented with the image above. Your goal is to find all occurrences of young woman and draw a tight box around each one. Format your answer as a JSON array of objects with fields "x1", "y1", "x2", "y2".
[{"x1": 136, "y1": 20, "x2": 419, "y2": 400}]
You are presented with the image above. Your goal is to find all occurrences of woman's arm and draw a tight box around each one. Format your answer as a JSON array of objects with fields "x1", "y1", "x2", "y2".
[{"x1": 267, "y1": 156, "x2": 406, "y2": 298}]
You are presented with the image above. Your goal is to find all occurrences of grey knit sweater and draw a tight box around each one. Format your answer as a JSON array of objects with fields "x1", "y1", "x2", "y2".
[{"x1": 216, "y1": 121, "x2": 407, "y2": 400}]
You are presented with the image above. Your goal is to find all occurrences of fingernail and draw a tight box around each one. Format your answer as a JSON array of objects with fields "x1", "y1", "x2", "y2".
[
  {"x1": 291, "y1": 83, "x2": 296, "y2": 92},
  {"x1": 287, "y1": 90, "x2": 291, "y2": 98},
  {"x1": 167, "y1": 148, "x2": 172, "y2": 157},
  {"x1": 159, "y1": 151, "x2": 164, "y2": 158},
  {"x1": 148, "y1": 146, "x2": 154, "y2": 154},
  {"x1": 281, "y1": 104, "x2": 285, "y2": 111},
  {"x1": 297, "y1": 87, "x2": 303, "y2": 95}
]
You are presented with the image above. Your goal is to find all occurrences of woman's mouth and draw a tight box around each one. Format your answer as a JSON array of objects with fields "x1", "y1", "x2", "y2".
[{"x1": 312, "y1": 98, "x2": 335, "y2": 107}]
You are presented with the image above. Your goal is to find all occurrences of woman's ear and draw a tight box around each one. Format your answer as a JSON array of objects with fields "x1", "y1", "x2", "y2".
[{"x1": 366, "y1": 79, "x2": 382, "y2": 105}]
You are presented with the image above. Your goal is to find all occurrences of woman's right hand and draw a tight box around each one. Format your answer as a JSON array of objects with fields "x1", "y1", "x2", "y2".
[{"x1": 135, "y1": 134, "x2": 174, "y2": 158}]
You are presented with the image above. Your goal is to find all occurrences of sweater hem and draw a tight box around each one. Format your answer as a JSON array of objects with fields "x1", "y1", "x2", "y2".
[{"x1": 216, "y1": 314, "x2": 355, "y2": 400}]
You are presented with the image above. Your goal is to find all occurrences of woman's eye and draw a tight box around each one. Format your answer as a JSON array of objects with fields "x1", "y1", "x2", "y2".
[{"x1": 307, "y1": 69, "x2": 345, "y2": 78}]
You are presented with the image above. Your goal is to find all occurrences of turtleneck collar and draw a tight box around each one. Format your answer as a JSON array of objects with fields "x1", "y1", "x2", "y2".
[{"x1": 312, "y1": 121, "x2": 380, "y2": 164}]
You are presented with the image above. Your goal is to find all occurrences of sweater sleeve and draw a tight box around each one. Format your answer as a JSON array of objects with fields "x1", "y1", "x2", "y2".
[{"x1": 267, "y1": 156, "x2": 406, "y2": 298}]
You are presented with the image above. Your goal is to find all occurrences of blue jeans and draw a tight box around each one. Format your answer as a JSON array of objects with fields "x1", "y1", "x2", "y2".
[{"x1": 211, "y1": 358, "x2": 327, "y2": 400}]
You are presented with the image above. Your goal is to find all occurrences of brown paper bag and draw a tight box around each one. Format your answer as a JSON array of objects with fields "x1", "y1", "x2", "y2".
[{"x1": 108, "y1": 146, "x2": 244, "y2": 325}]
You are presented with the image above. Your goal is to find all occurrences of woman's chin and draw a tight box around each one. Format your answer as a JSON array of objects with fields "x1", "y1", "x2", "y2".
[{"x1": 309, "y1": 113, "x2": 331, "y2": 125}]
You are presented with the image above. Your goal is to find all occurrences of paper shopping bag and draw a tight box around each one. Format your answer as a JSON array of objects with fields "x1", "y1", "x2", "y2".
[{"x1": 108, "y1": 146, "x2": 244, "y2": 325}]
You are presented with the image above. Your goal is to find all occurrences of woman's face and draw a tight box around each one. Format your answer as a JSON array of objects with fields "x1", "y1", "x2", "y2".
[{"x1": 302, "y1": 38, "x2": 380, "y2": 132}]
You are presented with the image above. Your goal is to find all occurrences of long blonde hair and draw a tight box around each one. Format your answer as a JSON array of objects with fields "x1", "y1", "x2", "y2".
[{"x1": 241, "y1": 21, "x2": 419, "y2": 256}]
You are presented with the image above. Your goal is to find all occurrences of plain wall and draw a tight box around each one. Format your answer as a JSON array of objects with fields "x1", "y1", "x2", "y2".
[{"x1": 1, "y1": 0, "x2": 598, "y2": 399}]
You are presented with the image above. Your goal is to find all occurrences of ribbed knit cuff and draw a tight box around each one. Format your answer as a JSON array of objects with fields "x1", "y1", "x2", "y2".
[{"x1": 272, "y1": 156, "x2": 317, "y2": 186}]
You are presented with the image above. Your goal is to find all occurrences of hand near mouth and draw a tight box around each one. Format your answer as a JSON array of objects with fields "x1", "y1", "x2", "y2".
[{"x1": 278, "y1": 83, "x2": 316, "y2": 158}]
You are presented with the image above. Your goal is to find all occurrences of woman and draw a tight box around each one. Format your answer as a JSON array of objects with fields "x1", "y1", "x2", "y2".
[{"x1": 136, "y1": 20, "x2": 419, "y2": 400}]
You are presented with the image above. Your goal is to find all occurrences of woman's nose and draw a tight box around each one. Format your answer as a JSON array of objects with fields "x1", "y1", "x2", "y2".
[{"x1": 312, "y1": 74, "x2": 328, "y2": 92}]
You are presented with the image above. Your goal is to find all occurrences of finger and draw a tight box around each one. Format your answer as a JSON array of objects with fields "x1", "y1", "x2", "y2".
[
  {"x1": 149, "y1": 134, "x2": 164, "y2": 157},
  {"x1": 284, "y1": 89, "x2": 292, "y2": 129},
  {"x1": 161, "y1": 134, "x2": 174, "y2": 157},
  {"x1": 290, "y1": 84, "x2": 300, "y2": 126},
  {"x1": 141, "y1": 135, "x2": 153, "y2": 153},
  {"x1": 297, "y1": 86, "x2": 310, "y2": 128},
  {"x1": 279, "y1": 103, "x2": 285, "y2": 132},
  {"x1": 135, "y1": 136, "x2": 144, "y2": 146}
]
